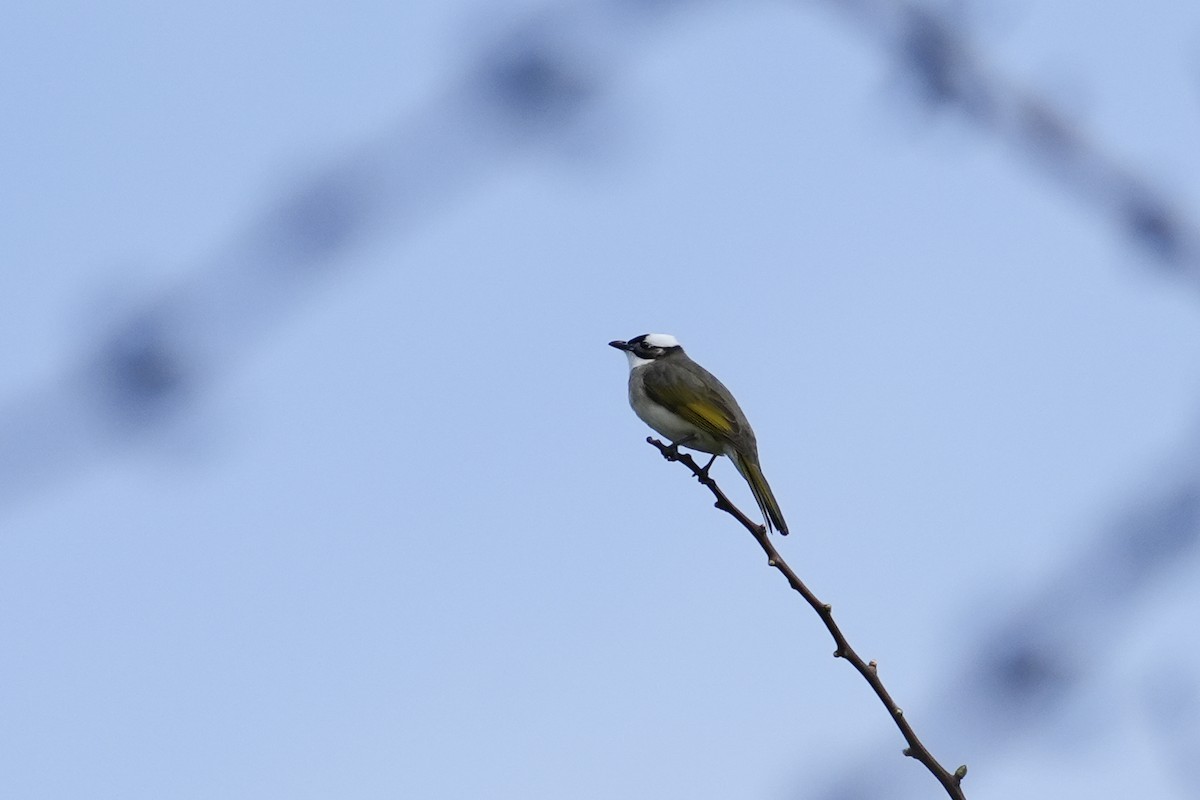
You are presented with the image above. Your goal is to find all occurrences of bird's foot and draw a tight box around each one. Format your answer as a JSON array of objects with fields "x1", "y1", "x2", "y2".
[{"x1": 662, "y1": 435, "x2": 696, "y2": 460}]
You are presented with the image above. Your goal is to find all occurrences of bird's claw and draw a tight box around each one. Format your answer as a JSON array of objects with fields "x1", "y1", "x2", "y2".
[{"x1": 656, "y1": 435, "x2": 695, "y2": 461}]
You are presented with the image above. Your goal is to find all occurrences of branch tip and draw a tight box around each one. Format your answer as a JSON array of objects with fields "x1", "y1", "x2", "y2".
[{"x1": 643, "y1": 436, "x2": 964, "y2": 799}]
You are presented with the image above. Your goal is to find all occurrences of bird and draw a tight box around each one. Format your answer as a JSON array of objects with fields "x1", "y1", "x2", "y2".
[{"x1": 609, "y1": 333, "x2": 789, "y2": 535}]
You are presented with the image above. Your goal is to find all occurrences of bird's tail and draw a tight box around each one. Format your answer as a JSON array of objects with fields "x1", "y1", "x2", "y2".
[{"x1": 732, "y1": 451, "x2": 789, "y2": 535}]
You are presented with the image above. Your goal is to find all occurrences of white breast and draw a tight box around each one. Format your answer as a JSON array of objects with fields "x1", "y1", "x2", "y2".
[{"x1": 626, "y1": 366, "x2": 726, "y2": 455}]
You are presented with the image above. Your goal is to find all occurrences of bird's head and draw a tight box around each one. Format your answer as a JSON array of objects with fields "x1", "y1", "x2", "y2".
[{"x1": 608, "y1": 333, "x2": 682, "y2": 368}]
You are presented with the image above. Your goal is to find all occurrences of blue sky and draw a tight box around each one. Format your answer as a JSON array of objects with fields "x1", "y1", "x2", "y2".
[{"x1": 3, "y1": 2, "x2": 1200, "y2": 798}]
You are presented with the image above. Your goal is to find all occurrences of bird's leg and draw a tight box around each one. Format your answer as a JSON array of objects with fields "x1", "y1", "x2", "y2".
[
  {"x1": 663, "y1": 435, "x2": 696, "y2": 459},
  {"x1": 697, "y1": 454, "x2": 718, "y2": 478}
]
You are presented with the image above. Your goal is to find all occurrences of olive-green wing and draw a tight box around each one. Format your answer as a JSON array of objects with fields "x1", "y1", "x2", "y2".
[{"x1": 641, "y1": 362, "x2": 745, "y2": 441}]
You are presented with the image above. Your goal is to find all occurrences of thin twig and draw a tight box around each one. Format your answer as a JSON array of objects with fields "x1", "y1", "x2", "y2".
[{"x1": 646, "y1": 436, "x2": 968, "y2": 800}]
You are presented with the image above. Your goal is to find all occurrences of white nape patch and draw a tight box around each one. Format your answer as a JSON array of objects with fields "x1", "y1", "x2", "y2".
[{"x1": 643, "y1": 333, "x2": 680, "y2": 348}]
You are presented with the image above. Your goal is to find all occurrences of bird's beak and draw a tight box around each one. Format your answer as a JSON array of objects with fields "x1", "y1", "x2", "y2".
[{"x1": 608, "y1": 340, "x2": 631, "y2": 351}]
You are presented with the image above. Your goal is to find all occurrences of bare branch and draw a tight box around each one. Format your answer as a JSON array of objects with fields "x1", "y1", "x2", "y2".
[{"x1": 646, "y1": 436, "x2": 968, "y2": 800}]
